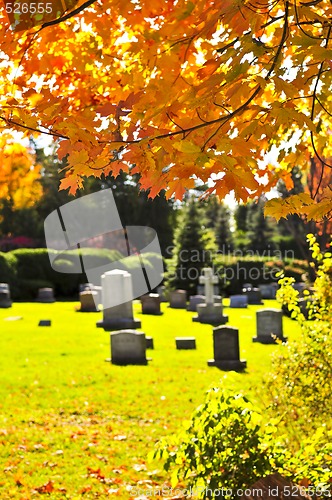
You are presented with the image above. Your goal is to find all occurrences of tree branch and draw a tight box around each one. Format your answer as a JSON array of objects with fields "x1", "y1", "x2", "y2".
[
  {"x1": 38, "y1": 0, "x2": 98, "y2": 30},
  {"x1": 0, "y1": 116, "x2": 69, "y2": 139}
]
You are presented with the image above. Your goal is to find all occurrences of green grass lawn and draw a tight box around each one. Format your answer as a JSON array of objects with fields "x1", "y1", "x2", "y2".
[{"x1": 0, "y1": 300, "x2": 301, "y2": 499}]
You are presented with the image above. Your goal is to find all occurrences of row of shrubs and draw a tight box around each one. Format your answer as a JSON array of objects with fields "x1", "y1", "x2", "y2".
[
  {"x1": 0, "y1": 248, "x2": 310, "y2": 300},
  {"x1": 0, "y1": 248, "x2": 161, "y2": 300},
  {"x1": 165, "y1": 255, "x2": 309, "y2": 296}
]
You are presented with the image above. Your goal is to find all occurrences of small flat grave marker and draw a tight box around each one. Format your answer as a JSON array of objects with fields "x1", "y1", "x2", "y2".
[
  {"x1": 175, "y1": 337, "x2": 196, "y2": 350},
  {"x1": 38, "y1": 320, "x2": 51, "y2": 327}
]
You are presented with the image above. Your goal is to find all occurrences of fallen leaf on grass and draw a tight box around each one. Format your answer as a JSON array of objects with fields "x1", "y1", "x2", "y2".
[
  {"x1": 79, "y1": 485, "x2": 92, "y2": 494},
  {"x1": 34, "y1": 480, "x2": 54, "y2": 493}
]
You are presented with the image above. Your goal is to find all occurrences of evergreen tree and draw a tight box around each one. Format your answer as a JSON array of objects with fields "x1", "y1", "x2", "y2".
[
  {"x1": 214, "y1": 203, "x2": 234, "y2": 253},
  {"x1": 165, "y1": 198, "x2": 217, "y2": 295},
  {"x1": 246, "y1": 198, "x2": 278, "y2": 255}
]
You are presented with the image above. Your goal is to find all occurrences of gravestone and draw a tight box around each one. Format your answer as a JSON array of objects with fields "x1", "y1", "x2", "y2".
[
  {"x1": 243, "y1": 287, "x2": 263, "y2": 305},
  {"x1": 37, "y1": 288, "x2": 55, "y2": 303},
  {"x1": 187, "y1": 295, "x2": 205, "y2": 312},
  {"x1": 253, "y1": 309, "x2": 287, "y2": 343},
  {"x1": 229, "y1": 295, "x2": 248, "y2": 308},
  {"x1": 141, "y1": 293, "x2": 162, "y2": 315},
  {"x1": 283, "y1": 297, "x2": 313, "y2": 320},
  {"x1": 0, "y1": 283, "x2": 12, "y2": 308},
  {"x1": 258, "y1": 283, "x2": 278, "y2": 299},
  {"x1": 208, "y1": 326, "x2": 246, "y2": 371},
  {"x1": 197, "y1": 283, "x2": 219, "y2": 296},
  {"x1": 292, "y1": 282, "x2": 307, "y2": 297},
  {"x1": 79, "y1": 291, "x2": 99, "y2": 312},
  {"x1": 38, "y1": 319, "x2": 51, "y2": 327},
  {"x1": 169, "y1": 290, "x2": 187, "y2": 309},
  {"x1": 193, "y1": 268, "x2": 228, "y2": 325},
  {"x1": 93, "y1": 285, "x2": 102, "y2": 307},
  {"x1": 175, "y1": 337, "x2": 196, "y2": 350},
  {"x1": 110, "y1": 330, "x2": 148, "y2": 365},
  {"x1": 299, "y1": 297, "x2": 313, "y2": 319},
  {"x1": 157, "y1": 285, "x2": 168, "y2": 302},
  {"x1": 79, "y1": 283, "x2": 94, "y2": 292},
  {"x1": 145, "y1": 336, "x2": 154, "y2": 349},
  {"x1": 97, "y1": 269, "x2": 141, "y2": 331}
]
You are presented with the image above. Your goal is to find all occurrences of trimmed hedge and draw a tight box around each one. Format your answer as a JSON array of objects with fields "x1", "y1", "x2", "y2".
[
  {"x1": 0, "y1": 248, "x2": 161, "y2": 300},
  {"x1": 0, "y1": 248, "x2": 309, "y2": 300},
  {"x1": 213, "y1": 256, "x2": 309, "y2": 294},
  {"x1": 164, "y1": 254, "x2": 309, "y2": 295}
]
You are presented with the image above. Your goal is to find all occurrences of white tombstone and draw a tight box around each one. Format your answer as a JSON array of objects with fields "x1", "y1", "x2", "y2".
[
  {"x1": 199, "y1": 268, "x2": 218, "y2": 305},
  {"x1": 193, "y1": 268, "x2": 228, "y2": 325},
  {"x1": 96, "y1": 269, "x2": 141, "y2": 331}
]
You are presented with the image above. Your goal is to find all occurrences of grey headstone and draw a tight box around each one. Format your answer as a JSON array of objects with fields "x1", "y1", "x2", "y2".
[
  {"x1": 243, "y1": 288, "x2": 263, "y2": 305},
  {"x1": 79, "y1": 283, "x2": 94, "y2": 292},
  {"x1": 197, "y1": 284, "x2": 219, "y2": 295},
  {"x1": 37, "y1": 288, "x2": 55, "y2": 303},
  {"x1": 292, "y1": 282, "x2": 307, "y2": 297},
  {"x1": 258, "y1": 283, "x2": 278, "y2": 299},
  {"x1": 175, "y1": 337, "x2": 196, "y2": 350},
  {"x1": 79, "y1": 291, "x2": 99, "y2": 312},
  {"x1": 208, "y1": 326, "x2": 246, "y2": 371},
  {"x1": 193, "y1": 303, "x2": 228, "y2": 325},
  {"x1": 229, "y1": 295, "x2": 248, "y2": 308},
  {"x1": 156, "y1": 285, "x2": 168, "y2": 302},
  {"x1": 169, "y1": 290, "x2": 187, "y2": 309},
  {"x1": 0, "y1": 283, "x2": 12, "y2": 308},
  {"x1": 145, "y1": 336, "x2": 154, "y2": 349},
  {"x1": 187, "y1": 295, "x2": 205, "y2": 312},
  {"x1": 253, "y1": 309, "x2": 286, "y2": 343},
  {"x1": 141, "y1": 294, "x2": 162, "y2": 315},
  {"x1": 110, "y1": 330, "x2": 148, "y2": 365}
]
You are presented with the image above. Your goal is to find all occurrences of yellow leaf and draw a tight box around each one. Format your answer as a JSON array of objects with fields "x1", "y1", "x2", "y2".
[{"x1": 173, "y1": 141, "x2": 201, "y2": 154}]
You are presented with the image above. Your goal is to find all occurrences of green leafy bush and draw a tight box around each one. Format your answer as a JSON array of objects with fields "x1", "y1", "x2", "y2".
[
  {"x1": 266, "y1": 235, "x2": 332, "y2": 437},
  {"x1": 150, "y1": 386, "x2": 282, "y2": 499},
  {"x1": 151, "y1": 386, "x2": 331, "y2": 499}
]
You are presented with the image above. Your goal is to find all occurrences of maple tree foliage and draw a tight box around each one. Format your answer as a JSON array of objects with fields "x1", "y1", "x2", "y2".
[
  {"x1": 0, "y1": 134, "x2": 42, "y2": 209},
  {"x1": 0, "y1": 0, "x2": 332, "y2": 220}
]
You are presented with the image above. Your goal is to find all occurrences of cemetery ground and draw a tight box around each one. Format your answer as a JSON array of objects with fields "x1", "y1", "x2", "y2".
[{"x1": 0, "y1": 300, "x2": 301, "y2": 499}]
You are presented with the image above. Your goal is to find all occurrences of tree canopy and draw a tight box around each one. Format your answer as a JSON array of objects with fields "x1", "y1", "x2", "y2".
[{"x1": 1, "y1": 0, "x2": 332, "y2": 220}]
